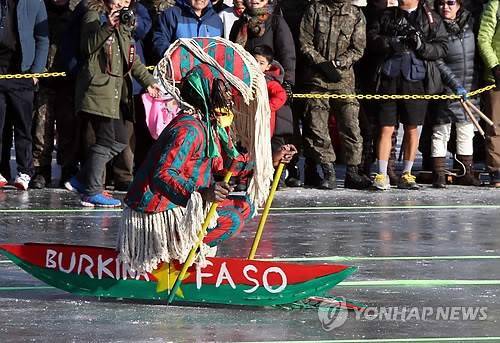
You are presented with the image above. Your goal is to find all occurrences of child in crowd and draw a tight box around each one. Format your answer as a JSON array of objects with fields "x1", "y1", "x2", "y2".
[{"x1": 251, "y1": 45, "x2": 287, "y2": 137}]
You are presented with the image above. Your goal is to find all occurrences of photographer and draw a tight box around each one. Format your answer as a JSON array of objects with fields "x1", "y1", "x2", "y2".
[
  {"x1": 368, "y1": 0, "x2": 448, "y2": 190},
  {"x1": 67, "y1": 0, "x2": 161, "y2": 207}
]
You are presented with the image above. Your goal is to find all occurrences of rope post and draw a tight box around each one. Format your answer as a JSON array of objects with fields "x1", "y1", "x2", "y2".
[
  {"x1": 166, "y1": 171, "x2": 233, "y2": 305},
  {"x1": 248, "y1": 163, "x2": 285, "y2": 260}
]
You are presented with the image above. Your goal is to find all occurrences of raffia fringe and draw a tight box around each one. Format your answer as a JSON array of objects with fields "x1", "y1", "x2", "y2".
[
  {"x1": 117, "y1": 192, "x2": 217, "y2": 274},
  {"x1": 154, "y1": 37, "x2": 275, "y2": 213}
]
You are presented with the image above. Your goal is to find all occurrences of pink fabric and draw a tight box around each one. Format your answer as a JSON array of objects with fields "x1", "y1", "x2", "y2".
[{"x1": 141, "y1": 93, "x2": 181, "y2": 140}]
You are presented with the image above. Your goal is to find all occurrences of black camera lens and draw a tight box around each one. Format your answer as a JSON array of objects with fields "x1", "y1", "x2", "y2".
[{"x1": 119, "y1": 7, "x2": 135, "y2": 25}]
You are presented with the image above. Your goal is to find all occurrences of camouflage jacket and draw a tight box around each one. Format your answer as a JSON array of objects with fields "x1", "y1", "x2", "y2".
[{"x1": 299, "y1": 0, "x2": 366, "y2": 90}]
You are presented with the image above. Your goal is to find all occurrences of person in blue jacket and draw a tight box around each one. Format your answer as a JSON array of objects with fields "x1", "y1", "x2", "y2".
[
  {"x1": 0, "y1": 0, "x2": 49, "y2": 191},
  {"x1": 152, "y1": 0, "x2": 223, "y2": 59}
]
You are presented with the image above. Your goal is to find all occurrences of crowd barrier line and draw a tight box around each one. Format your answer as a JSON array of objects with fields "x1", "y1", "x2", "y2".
[{"x1": 0, "y1": 69, "x2": 495, "y2": 101}]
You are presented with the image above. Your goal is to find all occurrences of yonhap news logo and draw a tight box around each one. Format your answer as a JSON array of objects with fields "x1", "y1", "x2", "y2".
[
  {"x1": 317, "y1": 297, "x2": 349, "y2": 331},
  {"x1": 318, "y1": 302, "x2": 488, "y2": 330}
]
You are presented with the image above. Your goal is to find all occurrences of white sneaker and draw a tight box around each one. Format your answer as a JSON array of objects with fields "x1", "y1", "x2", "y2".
[
  {"x1": 0, "y1": 174, "x2": 7, "y2": 188},
  {"x1": 14, "y1": 173, "x2": 30, "y2": 191}
]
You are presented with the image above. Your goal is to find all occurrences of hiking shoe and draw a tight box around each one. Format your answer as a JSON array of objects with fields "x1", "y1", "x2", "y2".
[
  {"x1": 65, "y1": 176, "x2": 85, "y2": 194},
  {"x1": 398, "y1": 172, "x2": 420, "y2": 190},
  {"x1": 373, "y1": 173, "x2": 390, "y2": 190},
  {"x1": 0, "y1": 174, "x2": 7, "y2": 188},
  {"x1": 14, "y1": 173, "x2": 30, "y2": 191},
  {"x1": 80, "y1": 192, "x2": 122, "y2": 208}
]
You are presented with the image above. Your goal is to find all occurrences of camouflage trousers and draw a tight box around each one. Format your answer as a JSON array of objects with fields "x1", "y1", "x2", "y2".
[
  {"x1": 303, "y1": 87, "x2": 363, "y2": 165},
  {"x1": 32, "y1": 81, "x2": 81, "y2": 173}
]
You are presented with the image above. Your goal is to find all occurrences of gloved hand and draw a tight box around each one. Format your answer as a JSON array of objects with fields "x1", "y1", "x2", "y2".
[
  {"x1": 389, "y1": 37, "x2": 406, "y2": 54},
  {"x1": 492, "y1": 65, "x2": 500, "y2": 87},
  {"x1": 405, "y1": 30, "x2": 422, "y2": 51},
  {"x1": 282, "y1": 80, "x2": 294, "y2": 104},
  {"x1": 455, "y1": 86, "x2": 468, "y2": 100},
  {"x1": 316, "y1": 61, "x2": 342, "y2": 83}
]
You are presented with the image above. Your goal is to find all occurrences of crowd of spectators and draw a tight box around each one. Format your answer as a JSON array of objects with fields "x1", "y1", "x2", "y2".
[{"x1": 0, "y1": 0, "x2": 499, "y2": 206}]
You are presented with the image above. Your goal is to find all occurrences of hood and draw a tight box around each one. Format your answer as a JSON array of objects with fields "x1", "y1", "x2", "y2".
[
  {"x1": 87, "y1": 0, "x2": 106, "y2": 13},
  {"x1": 265, "y1": 60, "x2": 284, "y2": 84},
  {"x1": 154, "y1": 0, "x2": 177, "y2": 13}
]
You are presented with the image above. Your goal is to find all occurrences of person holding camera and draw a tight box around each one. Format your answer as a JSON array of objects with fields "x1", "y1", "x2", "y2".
[
  {"x1": 368, "y1": 0, "x2": 448, "y2": 190},
  {"x1": 66, "y1": 0, "x2": 161, "y2": 207}
]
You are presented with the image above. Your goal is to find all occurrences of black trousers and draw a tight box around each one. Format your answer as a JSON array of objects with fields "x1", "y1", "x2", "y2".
[
  {"x1": 76, "y1": 112, "x2": 129, "y2": 196},
  {"x1": 0, "y1": 78, "x2": 35, "y2": 177}
]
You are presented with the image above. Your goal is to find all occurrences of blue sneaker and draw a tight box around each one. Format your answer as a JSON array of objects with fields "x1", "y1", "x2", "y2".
[
  {"x1": 80, "y1": 192, "x2": 122, "y2": 208},
  {"x1": 64, "y1": 176, "x2": 85, "y2": 194}
]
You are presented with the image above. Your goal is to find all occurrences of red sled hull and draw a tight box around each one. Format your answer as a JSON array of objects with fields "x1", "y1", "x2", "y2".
[{"x1": 0, "y1": 243, "x2": 356, "y2": 307}]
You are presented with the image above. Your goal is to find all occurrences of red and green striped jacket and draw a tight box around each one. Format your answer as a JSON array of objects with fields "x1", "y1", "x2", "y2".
[{"x1": 125, "y1": 113, "x2": 251, "y2": 213}]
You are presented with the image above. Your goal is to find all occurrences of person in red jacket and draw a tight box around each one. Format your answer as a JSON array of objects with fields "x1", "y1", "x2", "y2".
[{"x1": 251, "y1": 45, "x2": 287, "y2": 136}]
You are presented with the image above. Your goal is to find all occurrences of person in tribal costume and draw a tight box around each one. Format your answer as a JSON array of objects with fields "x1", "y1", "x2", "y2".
[{"x1": 117, "y1": 64, "x2": 296, "y2": 273}]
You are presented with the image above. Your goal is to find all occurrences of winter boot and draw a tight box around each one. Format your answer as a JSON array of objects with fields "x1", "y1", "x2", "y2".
[
  {"x1": 303, "y1": 159, "x2": 321, "y2": 188},
  {"x1": 319, "y1": 163, "x2": 336, "y2": 190},
  {"x1": 455, "y1": 155, "x2": 481, "y2": 186},
  {"x1": 432, "y1": 157, "x2": 447, "y2": 188},
  {"x1": 344, "y1": 165, "x2": 372, "y2": 189},
  {"x1": 30, "y1": 167, "x2": 51, "y2": 189}
]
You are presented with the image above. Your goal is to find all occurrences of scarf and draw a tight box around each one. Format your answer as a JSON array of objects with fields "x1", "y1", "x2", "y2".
[
  {"x1": 235, "y1": 6, "x2": 272, "y2": 47},
  {"x1": 182, "y1": 66, "x2": 240, "y2": 159},
  {"x1": 443, "y1": 9, "x2": 470, "y2": 37}
]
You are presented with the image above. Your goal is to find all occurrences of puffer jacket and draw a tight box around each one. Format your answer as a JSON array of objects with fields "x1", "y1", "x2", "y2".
[
  {"x1": 75, "y1": 0, "x2": 155, "y2": 120},
  {"x1": 478, "y1": 0, "x2": 500, "y2": 84},
  {"x1": 299, "y1": 0, "x2": 365, "y2": 91},
  {"x1": 433, "y1": 9, "x2": 479, "y2": 124}
]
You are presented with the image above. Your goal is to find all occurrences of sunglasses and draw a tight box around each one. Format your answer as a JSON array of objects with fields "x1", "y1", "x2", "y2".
[{"x1": 439, "y1": 0, "x2": 457, "y2": 6}]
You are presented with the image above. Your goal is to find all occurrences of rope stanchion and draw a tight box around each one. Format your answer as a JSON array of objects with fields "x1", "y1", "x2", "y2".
[{"x1": 0, "y1": 69, "x2": 496, "y2": 100}]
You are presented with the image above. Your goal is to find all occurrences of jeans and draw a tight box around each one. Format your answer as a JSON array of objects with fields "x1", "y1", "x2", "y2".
[
  {"x1": 77, "y1": 112, "x2": 129, "y2": 195},
  {"x1": 0, "y1": 78, "x2": 35, "y2": 177}
]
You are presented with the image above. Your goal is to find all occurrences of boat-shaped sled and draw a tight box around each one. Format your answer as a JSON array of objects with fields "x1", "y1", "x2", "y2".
[{"x1": 0, "y1": 243, "x2": 356, "y2": 307}]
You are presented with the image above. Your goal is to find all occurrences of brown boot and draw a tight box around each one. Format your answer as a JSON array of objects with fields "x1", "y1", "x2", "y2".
[
  {"x1": 432, "y1": 157, "x2": 447, "y2": 188},
  {"x1": 456, "y1": 155, "x2": 481, "y2": 186}
]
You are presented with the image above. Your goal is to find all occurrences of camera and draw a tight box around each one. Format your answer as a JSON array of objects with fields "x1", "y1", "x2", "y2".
[{"x1": 119, "y1": 7, "x2": 135, "y2": 26}]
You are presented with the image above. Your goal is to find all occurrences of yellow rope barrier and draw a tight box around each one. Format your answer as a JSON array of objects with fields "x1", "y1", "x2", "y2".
[{"x1": 0, "y1": 69, "x2": 495, "y2": 100}]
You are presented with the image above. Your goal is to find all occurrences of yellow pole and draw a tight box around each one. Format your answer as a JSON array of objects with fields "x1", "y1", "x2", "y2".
[
  {"x1": 248, "y1": 163, "x2": 285, "y2": 260},
  {"x1": 167, "y1": 171, "x2": 232, "y2": 304}
]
